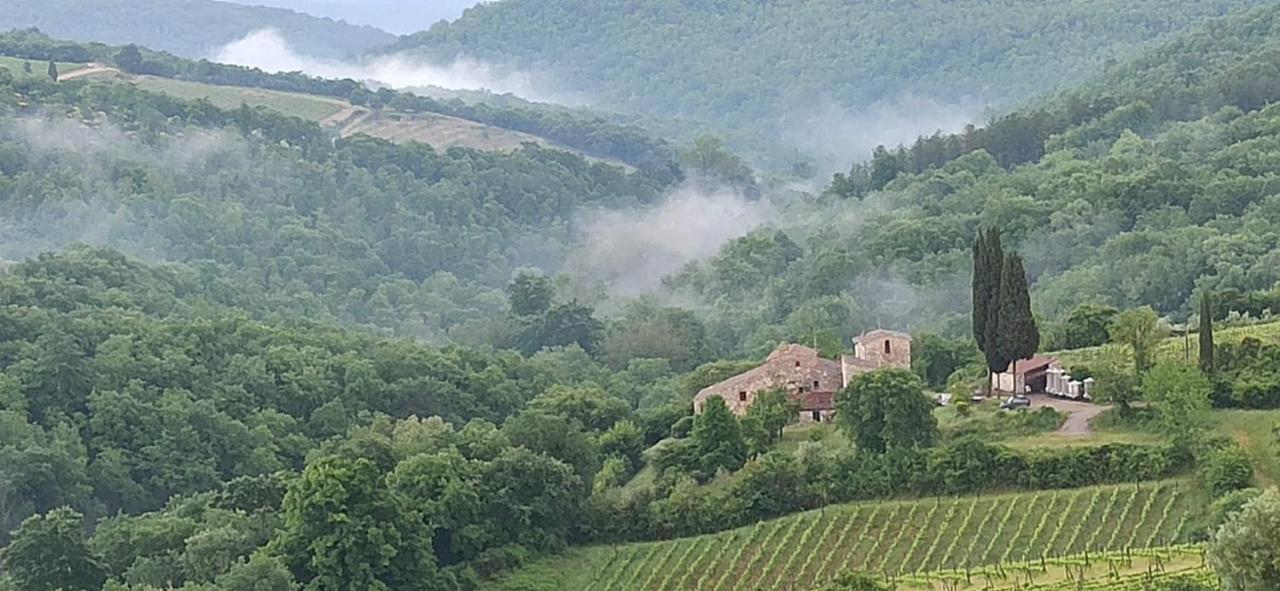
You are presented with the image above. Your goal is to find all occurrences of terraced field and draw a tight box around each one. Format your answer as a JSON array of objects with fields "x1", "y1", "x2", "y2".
[{"x1": 489, "y1": 481, "x2": 1198, "y2": 591}]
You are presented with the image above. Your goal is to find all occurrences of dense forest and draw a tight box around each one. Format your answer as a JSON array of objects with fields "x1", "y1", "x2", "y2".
[
  {"x1": 4, "y1": 1, "x2": 1280, "y2": 590},
  {"x1": 667, "y1": 4, "x2": 1280, "y2": 364},
  {"x1": 393, "y1": 0, "x2": 1272, "y2": 165},
  {"x1": 0, "y1": 0, "x2": 394, "y2": 60}
]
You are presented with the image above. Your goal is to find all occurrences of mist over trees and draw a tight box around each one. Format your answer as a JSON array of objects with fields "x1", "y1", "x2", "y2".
[{"x1": 5, "y1": 1, "x2": 1280, "y2": 589}]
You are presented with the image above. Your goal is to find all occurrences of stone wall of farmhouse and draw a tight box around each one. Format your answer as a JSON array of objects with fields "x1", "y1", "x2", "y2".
[
  {"x1": 694, "y1": 346, "x2": 841, "y2": 417},
  {"x1": 854, "y1": 334, "x2": 912, "y2": 369}
]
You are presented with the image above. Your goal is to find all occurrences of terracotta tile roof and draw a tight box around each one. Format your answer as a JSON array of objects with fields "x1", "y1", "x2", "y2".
[{"x1": 1006, "y1": 356, "x2": 1060, "y2": 375}]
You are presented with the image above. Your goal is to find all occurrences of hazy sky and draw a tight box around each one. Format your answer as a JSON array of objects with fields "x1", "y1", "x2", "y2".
[{"x1": 222, "y1": 0, "x2": 483, "y2": 34}]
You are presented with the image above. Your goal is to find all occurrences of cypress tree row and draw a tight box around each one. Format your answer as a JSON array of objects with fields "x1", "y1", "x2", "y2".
[
  {"x1": 997, "y1": 253, "x2": 1039, "y2": 384},
  {"x1": 1200, "y1": 291, "x2": 1215, "y2": 374}
]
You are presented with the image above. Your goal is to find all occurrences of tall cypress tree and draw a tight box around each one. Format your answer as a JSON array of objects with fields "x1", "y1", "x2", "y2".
[
  {"x1": 972, "y1": 229, "x2": 1004, "y2": 347},
  {"x1": 997, "y1": 253, "x2": 1039, "y2": 386},
  {"x1": 974, "y1": 228, "x2": 1007, "y2": 385},
  {"x1": 972, "y1": 229, "x2": 992, "y2": 351},
  {"x1": 47, "y1": 60, "x2": 58, "y2": 82},
  {"x1": 1200, "y1": 291, "x2": 1215, "y2": 374}
]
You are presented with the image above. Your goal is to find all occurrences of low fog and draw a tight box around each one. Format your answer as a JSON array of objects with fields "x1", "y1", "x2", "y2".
[
  {"x1": 214, "y1": 29, "x2": 572, "y2": 103},
  {"x1": 783, "y1": 96, "x2": 986, "y2": 175},
  {"x1": 567, "y1": 185, "x2": 774, "y2": 296},
  {"x1": 0, "y1": 117, "x2": 245, "y2": 262}
]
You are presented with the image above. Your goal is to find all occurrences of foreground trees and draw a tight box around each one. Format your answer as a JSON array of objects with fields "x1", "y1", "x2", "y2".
[
  {"x1": 1112, "y1": 307, "x2": 1164, "y2": 375},
  {"x1": 836, "y1": 370, "x2": 938, "y2": 453},
  {"x1": 0, "y1": 507, "x2": 106, "y2": 591},
  {"x1": 1208, "y1": 488, "x2": 1280, "y2": 590}
]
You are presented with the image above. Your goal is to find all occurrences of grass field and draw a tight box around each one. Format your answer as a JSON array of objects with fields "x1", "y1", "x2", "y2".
[
  {"x1": 132, "y1": 76, "x2": 348, "y2": 121},
  {"x1": 1212, "y1": 409, "x2": 1280, "y2": 487},
  {"x1": 489, "y1": 481, "x2": 1197, "y2": 591},
  {"x1": 0, "y1": 56, "x2": 88, "y2": 79},
  {"x1": 1054, "y1": 320, "x2": 1280, "y2": 373}
]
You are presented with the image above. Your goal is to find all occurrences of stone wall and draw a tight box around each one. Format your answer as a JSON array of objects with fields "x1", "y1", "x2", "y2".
[
  {"x1": 694, "y1": 344, "x2": 842, "y2": 417},
  {"x1": 853, "y1": 332, "x2": 912, "y2": 369}
]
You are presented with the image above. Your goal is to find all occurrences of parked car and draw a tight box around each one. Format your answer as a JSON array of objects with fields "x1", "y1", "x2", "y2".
[{"x1": 1000, "y1": 395, "x2": 1032, "y2": 410}]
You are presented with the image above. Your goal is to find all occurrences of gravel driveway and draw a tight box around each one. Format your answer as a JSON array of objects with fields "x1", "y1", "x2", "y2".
[{"x1": 1026, "y1": 394, "x2": 1111, "y2": 436}]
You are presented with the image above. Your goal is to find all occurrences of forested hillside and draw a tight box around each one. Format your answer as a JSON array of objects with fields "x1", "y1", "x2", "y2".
[
  {"x1": 6, "y1": 3, "x2": 1280, "y2": 590},
  {"x1": 393, "y1": 0, "x2": 1272, "y2": 164},
  {"x1": 0, "y1": 58, "x2": 673, "y2": 350},
  {"x1": 0, "y1": 30, "x2": 681, "y2": 178},
  {"x1": 663, "y1": 4, "x2": 1280, "y2": 363},
  {"x1": 0, "y1": 0, "x2": 394, "y2": 59}
]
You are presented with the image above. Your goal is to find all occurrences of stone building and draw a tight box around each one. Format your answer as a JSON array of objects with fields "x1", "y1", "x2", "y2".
[{"x1": 694, "y1": 329, "x2": 912, "y2": 423}]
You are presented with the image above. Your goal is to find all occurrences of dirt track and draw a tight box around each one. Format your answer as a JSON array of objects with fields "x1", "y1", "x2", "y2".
[
  {"x1": 58, "y1": 63, "x2": 116, "y2": 81},
  {"x1": 1027, "y1": 394, "x2": 1110, "y2": 436}
]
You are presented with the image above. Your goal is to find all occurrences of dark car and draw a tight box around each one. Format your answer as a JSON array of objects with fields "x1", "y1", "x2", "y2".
[{"x1": 1000, "y1": 395, "x2": 1032, "y2": 410}]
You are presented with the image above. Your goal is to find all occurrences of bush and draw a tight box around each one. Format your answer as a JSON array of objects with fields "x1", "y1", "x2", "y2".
[
  {"x1": 1198, "y1": 446, "x2": 1255, "y2": 497},
  {"x1": 1206, "y1": 487, "x2": 1262, "y2": 532}
]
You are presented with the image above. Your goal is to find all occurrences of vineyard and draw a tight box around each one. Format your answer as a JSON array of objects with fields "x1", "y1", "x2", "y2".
[
  {"x1": 1053, "y1": 319, "x2": 1280, "y2": 372},
  {"x1": 489, "y1": 481, "x2": 1199, "y2": 591},
  {"x1": 898, "y1": 545, "x2": 1215, "y2": 590}
]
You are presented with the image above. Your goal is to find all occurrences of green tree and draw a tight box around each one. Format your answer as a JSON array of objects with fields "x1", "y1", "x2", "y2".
[
  {"x1": 1200, "y1": 292, "x2": 1216, "y2": 374},
  {"x1": 744, "y1": 388, "x2": 798, "y2": 444},
  {"x1": 21, "y1": 60, "x2": 31, "y2": 74},
  {"x1": 680, "y1": 135, "x2": 758, "y2": 194},
  {"x1": 911, "y1": 334, "x2": 979, "y2": 390},
  {"x1": 1112, "y1": 307, "x2": 1164, "y2": 375},
  {"x1": 836, "y1": 369, "x2": 938, "y2": 453},
  {"x1": 1199, "y1": 447, "x2": 1254, "y2": 497},
  {"x1": 216, "y1": 554, "x2": 300, "y2": 591},
  {"x1": 972, "y1": 228, "x2": 1008, "y2": 388},
  {"x1": 1207, "y1": 488, "x2": 1280, "y2": 590},
  {"x1": 520, "y1": 301, "x2": 605, "y2": 356},
  {"x1": 690, "y1": 397, "x2": 748, "y2": 476},
  {"x1": 1050, "y1": 303, "x2": 1118, "y2": 350},
  {"x1": 527, "y1": 386, "x2": 631, "y2": 433},
  {"x1": 506, "y1": 272, "x2": 554, "y2": 317},
  {"x1": 0, "y1": 507, "x2": 107, "y2": 591},
  {"x1": 46, "y1": 60, "x2": 57, "y2": 82},
  {"x1": 502, "y1": 410, "x2": 600, "y2": 492},
  {"x1": 1091, "y1": 367, "x2": 1140, "y2": 417},
  {"x1": 597, "y1": 419, "x2": 645, "y2": 470},
  {"x1": 271, "y1": 454, "x2": 440, "y2": 591},
  {"x1": 1142, "y1": 362, "x2": 1211, "y2": 439},
  {"x1": 996, "y1": 253, "x2": 1040, "y2": 379}
]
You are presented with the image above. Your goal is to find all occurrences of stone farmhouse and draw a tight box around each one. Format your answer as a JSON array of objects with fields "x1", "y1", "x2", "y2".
[{"x1": 694, "y1": 330, "x2": 912, "y2": 423}]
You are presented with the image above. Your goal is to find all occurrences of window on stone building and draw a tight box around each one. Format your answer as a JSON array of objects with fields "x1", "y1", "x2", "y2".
[
  {"x1": 884, "y1": 340, "x2": 892, "y2": 354},
  {"x1": 813, "y1": 380, "x2": 820, "y2": 389},
  {"x1": 812, "y1": 410, "x2": 822, "y2": 421},
  {"x1": 738, "y1": 391, "x2": 747, "y2": 401}
]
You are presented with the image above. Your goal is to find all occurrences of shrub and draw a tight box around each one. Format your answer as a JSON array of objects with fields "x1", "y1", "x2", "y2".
[{"x1": 1199, "y1": 446, "x2": 1255, "y2": 497}]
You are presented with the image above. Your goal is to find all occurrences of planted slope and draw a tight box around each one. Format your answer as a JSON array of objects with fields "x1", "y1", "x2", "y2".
[{"x1": 490, "y1": 481, "x2": 1197, "y2": 591}]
